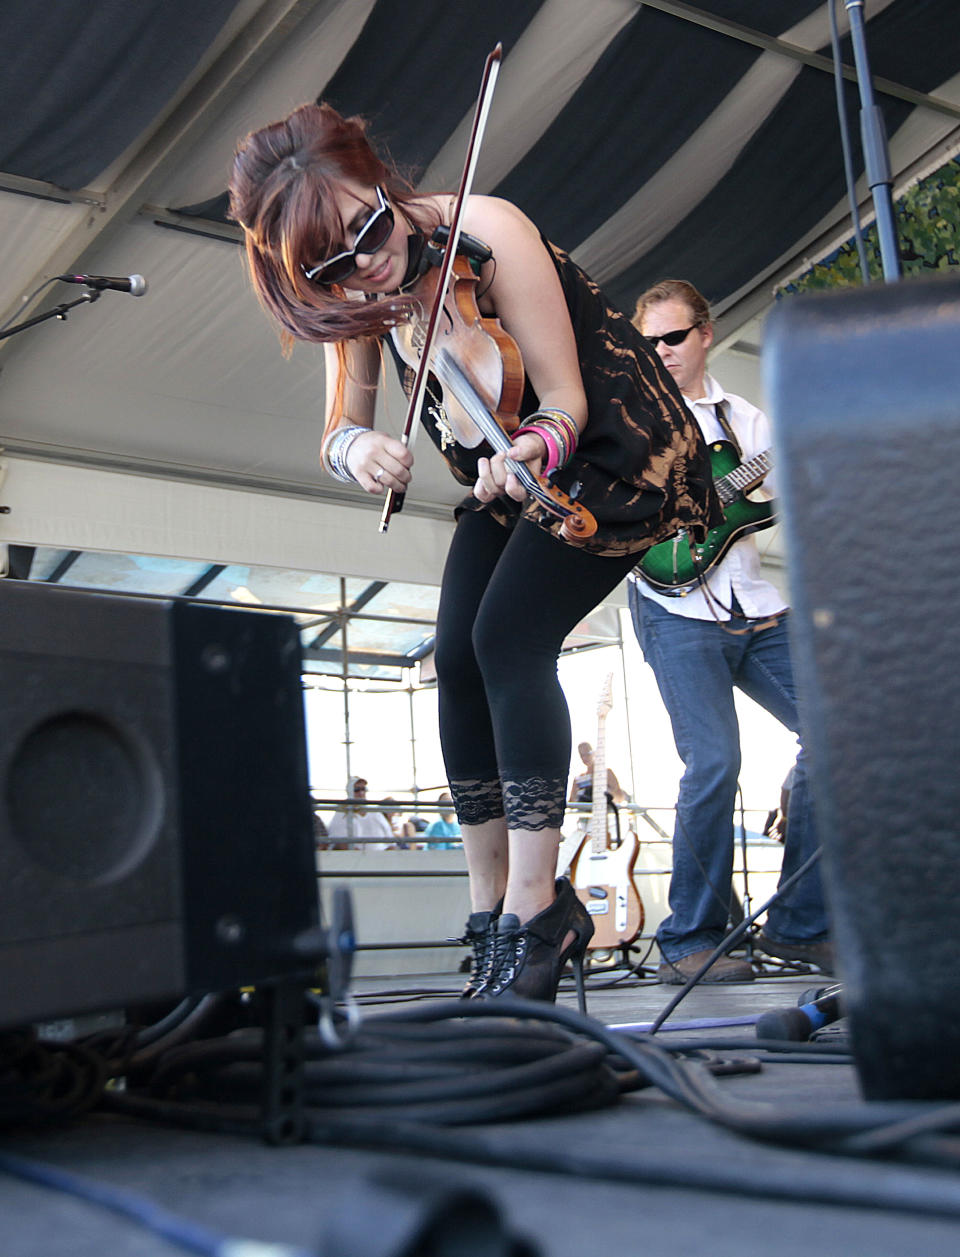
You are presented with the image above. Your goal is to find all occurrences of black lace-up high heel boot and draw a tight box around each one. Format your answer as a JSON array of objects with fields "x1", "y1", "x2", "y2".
[
  {"x1": 457, "y1": 900, "x2": 503, "y2": 999},
  {"x1": 484, "y1": 878, "x2": 593, "y2": 1011}
]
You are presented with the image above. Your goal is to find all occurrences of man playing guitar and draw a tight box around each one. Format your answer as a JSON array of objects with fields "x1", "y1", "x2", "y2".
[{"x1": 627, "y1": 279, "x2": 833, "y2": 985}]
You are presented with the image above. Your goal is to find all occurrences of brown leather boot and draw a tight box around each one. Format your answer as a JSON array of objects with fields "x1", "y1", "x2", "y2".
[
  {"x1": 657, "y1": 948, "x2": 754, "y2": 984},
  {"x1": 755, "y1": 932, "x2": 834, "y2": 975}
]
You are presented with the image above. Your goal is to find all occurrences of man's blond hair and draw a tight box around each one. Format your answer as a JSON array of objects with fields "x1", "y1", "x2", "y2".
[{"x1": 632, "y1": 278, "x2": 711, "y2": 332}]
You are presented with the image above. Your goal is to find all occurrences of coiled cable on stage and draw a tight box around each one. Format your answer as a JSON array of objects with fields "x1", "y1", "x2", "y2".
[
  {"x1": 0, "y1": 1029, "x2": 108, "y2": 1125},
  {"x1": 105, "y1": 1013, "x2": 631, "y2": 1128},
  {"x1": 8, "y1": 991, "x2": 960, "y2": 1233}
]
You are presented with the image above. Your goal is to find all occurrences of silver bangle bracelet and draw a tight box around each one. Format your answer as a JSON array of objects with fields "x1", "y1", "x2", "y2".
[{"x1": 322, "y1": 424, "x2": 366, "y2": 484}]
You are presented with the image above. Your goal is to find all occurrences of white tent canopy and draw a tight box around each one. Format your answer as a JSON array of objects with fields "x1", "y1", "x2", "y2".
[{"x1": 1, "y1": 0, "x2": 958, "y2": 599}]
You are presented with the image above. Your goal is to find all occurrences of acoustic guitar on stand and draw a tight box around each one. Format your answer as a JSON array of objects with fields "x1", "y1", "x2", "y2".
[{"x1": 570, "y1": 675, "x2": 644, "y2": 949}]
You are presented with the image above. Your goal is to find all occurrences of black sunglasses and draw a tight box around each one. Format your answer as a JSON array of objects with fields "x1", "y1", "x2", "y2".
[
  {"x1": 301, "y1": 186, "x2": 394, "y2": 285},
  {"x1": 645, "y1": 323, "x2": 702, "y2": 349}
]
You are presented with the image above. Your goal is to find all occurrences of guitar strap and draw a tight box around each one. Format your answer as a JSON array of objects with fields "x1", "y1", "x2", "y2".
[{"x1": 713, "y1": 400, "x2": 742, "y2": 459}]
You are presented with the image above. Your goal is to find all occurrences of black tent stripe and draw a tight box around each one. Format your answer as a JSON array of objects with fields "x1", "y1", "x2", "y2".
[
  {"x1": 319, "y1": 0, "x2": 547, "y2": 178},
  {"x1": 607, "y1": 0, "x2": 960, "y2": 313},
  {"x1": 690, "y1": 0, "x2": 824, "y2": 38},
  {"x1": 0, "y1": 0, "x2": 241, "y2": 189},
  {"x1": 493, "y1": 7, "x2": 762, "y2": 252},
  {"x1": 606, "y1": 72, "x2": 908, "y2": 315}
]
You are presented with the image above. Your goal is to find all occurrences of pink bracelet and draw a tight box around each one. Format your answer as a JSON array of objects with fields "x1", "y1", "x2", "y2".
[
  {"x1": 513, "y1": 423, "x2": 563, "y2": 475},
  {"x1": 536, "y1": 408, "x2": 579, "y2": 450},
  {"x1": 525, "y1": 410, "x2": 579, "y2": 463}
]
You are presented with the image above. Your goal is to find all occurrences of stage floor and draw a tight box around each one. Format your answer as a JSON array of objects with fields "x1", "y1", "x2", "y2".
[{"x1": 3, "y1": 965, "x2": 959, "y2": 1257}]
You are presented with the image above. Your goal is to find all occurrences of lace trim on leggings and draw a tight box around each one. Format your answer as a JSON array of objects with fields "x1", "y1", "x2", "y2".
[
  {"x1": 502, "y1": 774, "x2": 567, "y2": 831},
  {"x1": 449, "y1": 774, "x2": 567, "y2": 830},
  {"x1": 448, "y1": 778, "x2": 504, "y2": 826}
]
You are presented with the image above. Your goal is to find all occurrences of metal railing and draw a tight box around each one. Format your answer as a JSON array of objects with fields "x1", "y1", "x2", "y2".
[{"x1": 314, "y1": 803, "x2": 786, "y2": 959}]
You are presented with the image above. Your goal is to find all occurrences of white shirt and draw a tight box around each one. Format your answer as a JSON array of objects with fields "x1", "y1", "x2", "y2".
[
  {"x1": 631, "y1": 372, "x2": 786, "y2": 621},
  {"x1": 326, "y1": 809, "x2": 394, "y2": 848}
]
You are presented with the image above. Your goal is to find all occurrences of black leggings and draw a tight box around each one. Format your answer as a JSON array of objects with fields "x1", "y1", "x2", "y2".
[{"x1": 434, "y1": 510, "x2": 638, "y2": 831}]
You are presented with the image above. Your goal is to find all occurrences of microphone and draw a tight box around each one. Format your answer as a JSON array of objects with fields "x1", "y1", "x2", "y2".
[
  {"x1": 756, "y1": 984, "x2": 844, "y2": 1042},
  {"x1": 57, "y1": 273, "x2": 148, "y2": 296}
]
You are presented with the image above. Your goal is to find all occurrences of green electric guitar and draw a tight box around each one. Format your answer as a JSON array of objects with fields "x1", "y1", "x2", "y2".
[{"x1": 635, "y1": 440, "x2": 776, "y2": 595}]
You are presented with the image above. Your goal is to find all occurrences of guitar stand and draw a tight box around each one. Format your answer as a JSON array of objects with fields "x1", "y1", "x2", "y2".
[
  {"x1": 606, "y1": 797, "x2": 622, "y2": 847},
  {"x1": 618, "y1": 941, "x2": 657, "y2": 979},
  {"x1": 579, "y1": 935, "x2": 657, "y2": 985},
  {"x1": 733, "y1": 798, "x2": 757, "y2": 964},
  {"x1": 596, "y1": 799, "x2": 656, "y2": 977}
]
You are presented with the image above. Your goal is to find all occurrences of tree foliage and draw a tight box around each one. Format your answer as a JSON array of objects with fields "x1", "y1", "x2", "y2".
[{"x1": 780, "y1": 156, "x2": 960, "y2": 294}]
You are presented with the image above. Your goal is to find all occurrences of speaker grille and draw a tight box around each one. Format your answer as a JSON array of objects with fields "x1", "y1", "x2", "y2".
[
  {"x1": 8, "y1": 710, "x2": 162, "y2": 882},
  {"x1": 0, "y1": 583, "x2": 318, "y2": 1029},
  {"x1": 765, "y1": 274, "x2": 960, "y2": 1099}
]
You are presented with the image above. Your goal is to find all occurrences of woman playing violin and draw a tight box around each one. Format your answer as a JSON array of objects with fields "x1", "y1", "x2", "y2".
[{"x1": 229, "y1": 101, "x2": 720, "y2": 1006}]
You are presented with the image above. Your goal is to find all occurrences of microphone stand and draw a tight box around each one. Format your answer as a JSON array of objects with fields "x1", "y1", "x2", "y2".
[
  {"x1": 845, "y1": 0, "x2": 902, "y2": 281},
  {"x1": 0, "y1": 289, "x2": 101, "y2": 341}
]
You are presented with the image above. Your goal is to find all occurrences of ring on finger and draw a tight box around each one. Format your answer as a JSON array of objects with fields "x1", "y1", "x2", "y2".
[{"x1": 374, "y1": 468, "x2": 384, "y2": 481}]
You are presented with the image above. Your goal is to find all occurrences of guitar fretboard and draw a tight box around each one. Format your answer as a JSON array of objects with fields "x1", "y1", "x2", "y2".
[
  {"x1": 590, "y1": 677, "x2": 613, "y2": 854},
  {"x1": 715, "y1": 449, "x2": 772, "y2": 505}
]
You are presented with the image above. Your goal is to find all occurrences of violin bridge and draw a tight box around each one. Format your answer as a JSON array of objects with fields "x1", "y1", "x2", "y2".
[{"x1": 429, "y1": 403, "x2": 457, "y2": 451}]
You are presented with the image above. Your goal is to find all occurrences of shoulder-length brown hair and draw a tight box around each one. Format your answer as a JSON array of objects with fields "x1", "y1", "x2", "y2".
[{"x1": 228, "y1": 102, "x2": 439, "y2": 349}]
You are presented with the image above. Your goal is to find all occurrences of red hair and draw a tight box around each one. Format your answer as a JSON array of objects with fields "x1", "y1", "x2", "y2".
[{"x1": 228, "y1": 102, "x2": 439, "y2": 349}]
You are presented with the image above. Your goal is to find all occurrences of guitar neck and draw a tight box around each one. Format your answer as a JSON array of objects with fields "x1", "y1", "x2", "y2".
[
  {"x1": 590, "y1": 715, "x2": 608, "y2": 853},
  {"x1": 715, "y1": 448, "x2": 772, "y2": 504}
]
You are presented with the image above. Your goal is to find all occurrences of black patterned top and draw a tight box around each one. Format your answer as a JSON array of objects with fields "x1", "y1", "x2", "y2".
[{"x1": 392, "y1": 238, "x2": 722, "y2": 557}]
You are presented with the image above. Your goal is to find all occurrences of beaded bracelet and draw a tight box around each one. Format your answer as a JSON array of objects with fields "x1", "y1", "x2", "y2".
[{"x1": 322, "y1": 424, "x2": 366, "y2": 484}]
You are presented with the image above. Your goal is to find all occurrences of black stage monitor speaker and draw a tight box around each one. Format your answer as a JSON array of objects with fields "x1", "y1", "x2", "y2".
[
  {"x1": 0, "y1": 582, "x2": 319, "y2": 1029},
  {"x1": 765, "y1": 274, "x2": 960, "y2": 1100}
]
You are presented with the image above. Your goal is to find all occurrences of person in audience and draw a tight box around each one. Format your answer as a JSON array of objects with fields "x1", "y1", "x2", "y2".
[
  {"x1": 384, "y1": 798, "x2": 421, "y2": 848},
  {"x1": 568, "y1": 740, "x2": 628, "y2": 806},
  {"x1": 325, "y1": 776, "x2": 394, "y2": 849},
  {"x1": 423, "y1": 793, "x2": 462, "y2": 848}
]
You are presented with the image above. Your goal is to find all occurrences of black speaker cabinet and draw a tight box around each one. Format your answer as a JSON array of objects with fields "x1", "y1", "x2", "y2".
[
  {"x1": 765, "y1": 274, "x2": 960, "y2": 1099},
  {"x1": 0, "y1": 582, "x2": 319, "y2": 1029}
]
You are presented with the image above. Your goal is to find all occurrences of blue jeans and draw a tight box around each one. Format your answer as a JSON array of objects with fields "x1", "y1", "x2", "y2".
[{"x1": 628, "y1": 585, "x2": 829, "y2": 961}]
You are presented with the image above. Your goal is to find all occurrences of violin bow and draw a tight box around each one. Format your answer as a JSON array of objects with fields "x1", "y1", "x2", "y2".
[{"x1": 379, "y1": 42, "x2": 503, "y2": 534}]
